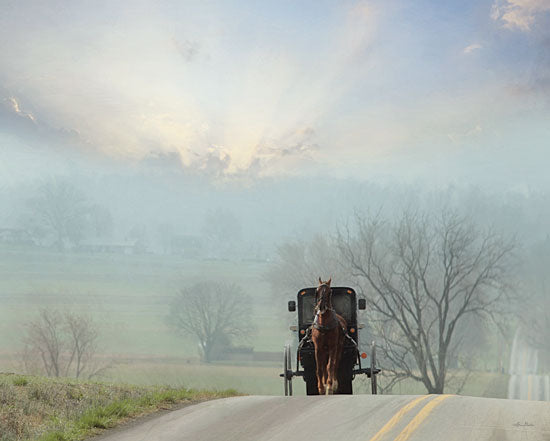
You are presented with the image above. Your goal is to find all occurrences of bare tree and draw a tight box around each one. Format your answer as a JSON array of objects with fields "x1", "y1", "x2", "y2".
[
  {"x1": 168, "y1": 282, "x2": 253, "y2": 362},
  {"x1": 24, "y1": 309, "x2": 65, "y2": 377},
  {"x1": 266, "y1": 234, "x2": 343, "y2": 293},
  {"x1": 64, "y1": 312, "x2": 99, "y2": 378},
  {"x1": 22, "y1": 308, "x2": 105, "y2": 378},
  {"x1": 26, "y1": 178, "x2": 90, "y2": 250},
  {"x1": 88, "y1": 203, "x2": 114, "y2": 239},
  {"x1": 337, "y1": 209, "x2": 516, "y2": 394}
]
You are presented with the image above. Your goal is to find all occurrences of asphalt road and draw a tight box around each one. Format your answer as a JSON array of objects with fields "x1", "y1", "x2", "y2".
[{"x1": 98, "y1": 394, "x2": 550, "y2": 441}]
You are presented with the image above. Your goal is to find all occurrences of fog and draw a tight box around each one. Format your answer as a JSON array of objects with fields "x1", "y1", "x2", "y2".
[{"x1": 1, "y1": 0, "x2": 549, "y2": 396}]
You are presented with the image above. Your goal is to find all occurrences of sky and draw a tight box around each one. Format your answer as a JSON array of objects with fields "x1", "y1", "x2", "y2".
[{"x1": 1, "y1": 0, "x2": 549, "y2": 189}]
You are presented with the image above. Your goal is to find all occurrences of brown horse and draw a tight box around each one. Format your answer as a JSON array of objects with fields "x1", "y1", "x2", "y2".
[{"x1": 311, "y1": 277, "x2": 347, "y2": 394}]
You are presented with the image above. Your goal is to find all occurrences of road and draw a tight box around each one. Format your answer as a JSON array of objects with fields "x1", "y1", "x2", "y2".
[{"x1": 98, "y1": 394, "x2": 550, "y2": 441}]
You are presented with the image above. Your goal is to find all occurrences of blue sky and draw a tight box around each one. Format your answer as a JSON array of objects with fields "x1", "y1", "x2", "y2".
[{"x1": 1, "y1": 0, "x2": 549, "y2": 189}]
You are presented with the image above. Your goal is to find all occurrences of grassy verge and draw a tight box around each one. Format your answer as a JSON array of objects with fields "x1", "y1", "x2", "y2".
[{"x1": 0, "y1": 373, "x2": 238, "y2": 441}]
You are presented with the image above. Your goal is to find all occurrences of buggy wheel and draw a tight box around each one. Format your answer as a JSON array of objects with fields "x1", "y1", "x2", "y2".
[
  {"x1": 371, "y1": 341, "x2": 378, "y2": 395},
  {"x1": 283, "y1": 344, "x2": 293, "y2": 396}
]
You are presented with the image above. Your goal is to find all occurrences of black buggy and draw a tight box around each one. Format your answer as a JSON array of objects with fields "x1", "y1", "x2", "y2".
[{"x1": 280, "y1": 286, "x2": 380, "y2": 395}]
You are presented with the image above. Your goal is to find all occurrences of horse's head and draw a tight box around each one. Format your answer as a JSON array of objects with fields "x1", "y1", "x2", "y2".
[{"x1": 315, "y1": 277, "x2": 332, "y2": 314}]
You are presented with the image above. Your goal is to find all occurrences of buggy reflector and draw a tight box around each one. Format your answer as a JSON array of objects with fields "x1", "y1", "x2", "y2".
[
  {"x1": 350, "y1": 328, "x2": 355, "y2": 333},
  {"x1": 347, "y1": 289, "x2": 352, "y2": 294},
  {"x1": 361, "y1": 352, "x2": 367, "y2": 359}
]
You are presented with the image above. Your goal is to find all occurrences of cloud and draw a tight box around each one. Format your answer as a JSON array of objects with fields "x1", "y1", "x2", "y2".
[
  {"x1": 139, "y1": 145, "x2": 232, "y2": 180},
  {"x1": 0, "y1": 1, "x2": 381, "y2": 182},
  {"x1": 140, "y1": 150, "x2": 185, "y2": 171},
  {"x1": 257, "y1": 127, "x2": 319, "y2": 158},
  {"x1": 463, "y1": 43, "x2": 482, "y2": 54},
  {"x1": 4, "y1": 96, "x2": 36, "y2": 123},
  {"x1": 172, "y1": 38, "x2": 200, "y2": 62},
  {"x1": 491, "y1": 0, "x2": 550, "y2": 31},
  {"x1": 0, "y1": 92, "x2": 90, "y2": 155},
  {"x1": 197, "y1": 146, "x2": 232, "y2": 177}
]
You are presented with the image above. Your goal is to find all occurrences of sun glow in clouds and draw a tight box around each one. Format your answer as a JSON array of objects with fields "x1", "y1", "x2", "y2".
[
  {"x1": 0, "y1": 1, "x2": 378, "y2": 178},
  {"x1": 1, "y1": 1, "x2": 549, "y2": 183}
]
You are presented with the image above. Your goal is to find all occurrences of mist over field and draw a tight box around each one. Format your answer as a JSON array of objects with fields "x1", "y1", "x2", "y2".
[{"x1": 1, "y1": 0, "x2": 550, "y2": 398}]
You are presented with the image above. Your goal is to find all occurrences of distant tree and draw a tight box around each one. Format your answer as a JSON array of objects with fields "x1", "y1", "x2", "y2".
[
  {"x1": 22, "y1": 308, "x2": 107, "y2": 378},
  {"x1": 201, "y1": 208, "x2": 242, "y2": 257},
  {"x1": 265, "y1": 234, "x2": 343, "y2": 294},
  {"x1": 337, "y1": 209, "x2": 517, "y2": 394},
  {"x1": 88, "y1": 204, "x2": 114, "y2": 239},
  {"x1": 26, "y1": 178, "x2": 89, "y2": 250},
  {"x1": 168, "y1": 282, "x2": 253, "y2": 362}
]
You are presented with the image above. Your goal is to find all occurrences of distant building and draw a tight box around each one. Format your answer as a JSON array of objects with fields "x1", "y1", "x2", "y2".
[
  {"x1": 0, "y1": 228, "x2": 36, "y2": 245},
  {"x1": 77, "y1": 239, "x2": 141, "y2": 254}
]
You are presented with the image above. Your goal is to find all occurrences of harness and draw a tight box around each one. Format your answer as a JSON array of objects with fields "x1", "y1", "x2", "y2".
[
  {"x1": 313, "y1": 309, "x2": 340, "y2": 333},
  {"x1": 298, "y1": 309, "x2": 359, "y2": 350}
]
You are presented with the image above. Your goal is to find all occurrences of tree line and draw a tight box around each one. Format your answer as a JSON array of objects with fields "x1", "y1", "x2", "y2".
[{"x1": 6, "y1": 177, "x2": 247, "y2": 258}]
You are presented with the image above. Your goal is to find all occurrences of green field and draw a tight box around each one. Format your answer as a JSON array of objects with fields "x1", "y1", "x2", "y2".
[
  {"x1": 0, "y1": 245, "x2": 290, "y2": 381},
  {"x1": 0, "y1": 245, "x2": 510, "y2": 398},
  {"x1": 0, "y1": 244, "x2": 287, "y2": 353}
]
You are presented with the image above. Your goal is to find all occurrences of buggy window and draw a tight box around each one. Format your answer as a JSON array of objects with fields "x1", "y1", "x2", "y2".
[
  {"x1": 301, "y1": 292, "x2": 352, "y2": 324},
  {"x1": 333, "y1": 294, "x2": 352, "y2": 322},
  {"x1": 302, "y1": 295, "x2": 316, "y2": 323}
]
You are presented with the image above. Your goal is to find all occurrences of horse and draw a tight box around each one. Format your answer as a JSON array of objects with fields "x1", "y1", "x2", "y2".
[{"x1": 311, "y1": 277, "x2": 347, "y2": 395}]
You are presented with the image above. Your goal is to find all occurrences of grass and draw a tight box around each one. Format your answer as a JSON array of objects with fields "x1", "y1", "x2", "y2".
[
  {"x1": 0, "y1": 373, "x2": 238, "y2": 441},
  {"x1": 12, "y1": 376, "x2": 28, "y2": 386},
  {"x1": 0, "y1": 245, "x2": 285, "y2": 356},
  {"x1": 102, "y1": 358, "x2": 284, "y2": 395}
]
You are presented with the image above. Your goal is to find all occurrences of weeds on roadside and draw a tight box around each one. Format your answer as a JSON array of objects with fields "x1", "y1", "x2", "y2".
[{"x1": 0, "y1": 373, "x2": 238, "y2": 441}]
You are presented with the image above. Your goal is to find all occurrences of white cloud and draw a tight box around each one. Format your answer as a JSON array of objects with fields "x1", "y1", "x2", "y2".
[
  {"x1": 463, "y1": 43, "x2": 482, "y2": 54},
  {"x1": 6, "y1": 97, "x2": 36, "y2": 122},
  {"x1": 491, "y1": 0, "x2": 550, "y2": 31}
]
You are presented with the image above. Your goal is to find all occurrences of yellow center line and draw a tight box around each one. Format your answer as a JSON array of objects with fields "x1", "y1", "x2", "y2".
[
  {"x1": 392, "y1": 394, "x2": 453, "y2": 441},
  {"x1": 367, "y1": 395, "x2": 432, "y2": 441}
]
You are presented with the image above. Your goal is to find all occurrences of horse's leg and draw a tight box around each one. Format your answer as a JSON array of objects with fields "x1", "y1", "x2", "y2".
[
  {"x1": 324, "y1": 334, "x2": 334, "y2": 395},
  {"x1": 326, "y1": 340, "x2": 338, "y2": 395},
  {"x1": 330, "y1": 351, "x2": 339, "y2": 395},
  {"x1": 323, "y1": 351, "x2": 330, "y2": 395},
  {"x1": 314, "y1": 341, "x2": 327, "y2": 395},
  {"x1": 332, "y1": 333, "x2": 344, "y2": 394},
  {"x1": 321, "y1": 350, "x2": 329, "y2": 395}
]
